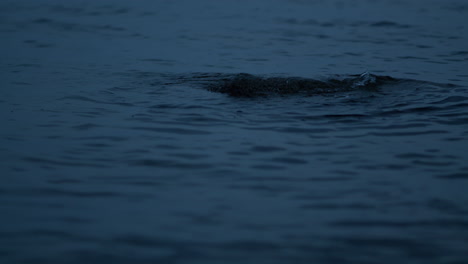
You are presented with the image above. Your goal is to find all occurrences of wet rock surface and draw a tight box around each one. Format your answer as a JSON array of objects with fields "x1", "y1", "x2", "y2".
[{"x1": 207, "y1": 72, "x2": 396, "y2": 97}]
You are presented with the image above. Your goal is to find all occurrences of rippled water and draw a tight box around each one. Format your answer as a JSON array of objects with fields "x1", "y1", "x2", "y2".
[{"x1": 1, "y1": 0, "x2": 468, "y2": 263}]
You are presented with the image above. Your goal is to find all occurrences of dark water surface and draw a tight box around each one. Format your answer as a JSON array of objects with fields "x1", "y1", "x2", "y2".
[{"x1": 1, "y1": 0, "x2": 468, "y2": 263}]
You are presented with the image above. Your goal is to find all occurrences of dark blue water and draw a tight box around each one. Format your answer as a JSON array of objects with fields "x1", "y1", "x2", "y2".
[{"x1": 1, "y1": 0, "x2": 468, "y2": 263}]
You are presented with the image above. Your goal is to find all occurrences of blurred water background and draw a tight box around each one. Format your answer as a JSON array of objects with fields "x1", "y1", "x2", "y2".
[{"x1": 1, "y1": 0, "x2": 468, "y2": 263}]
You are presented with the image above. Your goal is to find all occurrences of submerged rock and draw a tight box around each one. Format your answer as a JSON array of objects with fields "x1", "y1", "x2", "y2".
[{"x1": 207, "y1": 72, "x2": 395, "y2": 97}]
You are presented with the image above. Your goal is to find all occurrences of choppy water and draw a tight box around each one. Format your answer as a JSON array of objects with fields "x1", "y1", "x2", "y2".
[{"x1": 1, "y1": 0, "x2": 468, "y2": 263}]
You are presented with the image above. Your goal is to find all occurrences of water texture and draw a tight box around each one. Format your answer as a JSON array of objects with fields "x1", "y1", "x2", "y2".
[{"x1": 1, "y1": 0, "x2": 468, "y2": 263}]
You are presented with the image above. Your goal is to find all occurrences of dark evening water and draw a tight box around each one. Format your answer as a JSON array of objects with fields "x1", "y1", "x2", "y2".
[{"x1": 1, "y1": 0, "x2": 468, "y2": 263}]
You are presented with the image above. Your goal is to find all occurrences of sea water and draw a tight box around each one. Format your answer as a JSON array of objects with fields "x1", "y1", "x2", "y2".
[{"x1": 1, "y1": 0, "x2": 468, "y2": 263}]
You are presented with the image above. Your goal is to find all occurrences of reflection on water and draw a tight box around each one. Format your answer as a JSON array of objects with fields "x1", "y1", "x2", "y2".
[{"x1": 1, "y1": 0, "x2": 468, "y2": 263}]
